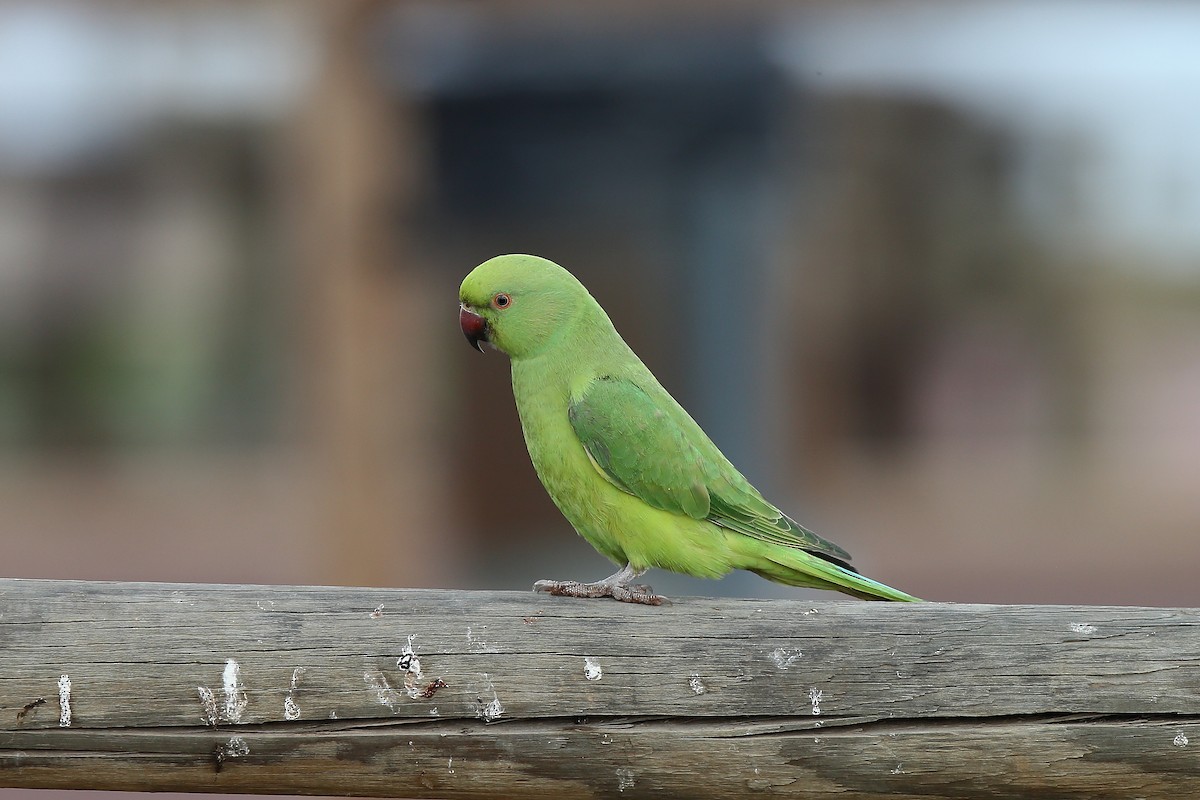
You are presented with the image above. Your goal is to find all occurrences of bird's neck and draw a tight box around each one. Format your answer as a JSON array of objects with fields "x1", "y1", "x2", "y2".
[{"x1": 510, "y1": 303, "x2": 629, "y2": 400}]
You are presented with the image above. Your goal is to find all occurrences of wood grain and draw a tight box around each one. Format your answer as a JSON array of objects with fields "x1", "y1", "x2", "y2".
[{"x1": 2, "y1": 578, "x2": 1198, "y2": 798}]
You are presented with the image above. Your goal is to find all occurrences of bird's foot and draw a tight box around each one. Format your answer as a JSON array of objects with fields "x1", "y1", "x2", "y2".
[
  {"x1": 534, "y1": 563, "x2": 669, "y2": 605},
  {"x1": 533, "y1": 572, "x2": 669, "y2": 606}
]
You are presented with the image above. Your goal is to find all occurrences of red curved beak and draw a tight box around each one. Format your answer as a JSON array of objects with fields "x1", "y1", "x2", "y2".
[{"x1": 459, "y1": 304, "x2": 488, "y2": 352}]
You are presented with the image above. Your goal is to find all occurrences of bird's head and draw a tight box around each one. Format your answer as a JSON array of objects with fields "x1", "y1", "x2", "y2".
[{"x1": 459, "y1": 254, "x2": 590, "y2": 360}]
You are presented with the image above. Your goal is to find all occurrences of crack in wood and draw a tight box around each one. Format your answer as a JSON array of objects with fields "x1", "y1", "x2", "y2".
[{"x1": 6, "y1": 711, "x2": 1200, "y2": 741}]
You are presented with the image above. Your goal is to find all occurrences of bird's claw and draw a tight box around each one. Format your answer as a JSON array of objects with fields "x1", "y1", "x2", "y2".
[
  {"x1": 611, "y1": 583, "x2": 670, "y2": 605},
  {"x1": 533, "y1": 579, "x2": 668, "y2": 606}
]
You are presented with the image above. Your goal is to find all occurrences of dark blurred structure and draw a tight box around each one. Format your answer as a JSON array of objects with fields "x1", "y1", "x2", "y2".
[{"x1": 3, "y1": 0, "x2": 1200, "y2": 632}]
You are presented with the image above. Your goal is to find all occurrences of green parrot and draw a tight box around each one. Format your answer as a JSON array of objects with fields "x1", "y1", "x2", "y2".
[{"x1": 459, "y1": 254, "x2": 920, "y2": 605}]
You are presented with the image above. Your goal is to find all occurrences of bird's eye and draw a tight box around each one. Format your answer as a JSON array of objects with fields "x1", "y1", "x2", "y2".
[{"x1": 491, "y1": 293, "x2": 512, "y2": 309}]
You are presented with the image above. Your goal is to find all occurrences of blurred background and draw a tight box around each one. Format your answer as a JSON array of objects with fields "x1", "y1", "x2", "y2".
[{"x1": 3, "y1": 0, "x2": 1200, "y2": 635}]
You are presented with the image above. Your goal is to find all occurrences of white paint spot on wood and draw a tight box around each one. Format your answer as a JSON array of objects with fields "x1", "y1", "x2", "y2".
[
  {"x1": 474, "y1": 673, "x2": 504, "y2": 721},
  {"x1": 480, "y1": 695, "x2": 503, "y2": 721},
  {"x1": 447, "y1": 758, "x2": 454, "y2": 774},
  {"x1": 225, "y1": 736, "x2": 250, "y2": 758},
  {"x1": 616, "y1": 767, "x2": 635, "y2": 792},
  {"x1": 283, "y1": 666, "x2": 305, "y2": 720},
  {"x1": 398, "y1": 634, "x2": 421, "y2": 671},
  {"x1": 1070, "y1": 622, "x2": 1097, "y2": 634},
  {"x1": 466, "y1": 625, "x2": 496, "y2": 653},
  {"x1": 689, "y1": 675, "x2": 707, "y2": 695},
  {"x1": 1174, "y1": 733, "x2": 1189, "y2": 747},
  {"x1": 399, "y1": 634, "x2": 425, "y2": 698},
  {"x1": 197, "y1": 686, "x2": 218, "y2": 726},
  {"x1": 584, "y1": 657, "x2": 603, "y2": 681},
  {"x1": 891, "y1": 763, "x2": 905, "y2": 775},
  {"x1": 808, "y1": 687, "x2": 823, "y2": 716},
  {"x1": 769, "y1": 647, "x2": 802, "y2": 669},
  {"x1": 256, "y1": 600, "x2": 275, "y2": 611},
  {"x1": 429, "y1": 707, "x2": 439, "y2": 716},
  {"x1": 365, "y1": 671, "x2": 401, "y2": 711},
  {"x1": 57, "y1": 675, "x2": 71, "y2": 727},
  {"x1": 222, "y1": 659, "x2": 247, "y2": 723},
  {"x1": 600, "y1": 733, "x2": 613, "y2": 745},
  {"x1": 370, "y1": 604, "x2": 385, "y2": 619}
]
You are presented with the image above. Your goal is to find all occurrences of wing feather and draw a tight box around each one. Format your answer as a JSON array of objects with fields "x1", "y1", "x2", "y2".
[{"x1": 568, "y1": 376, "x2": 853, "y2": 564}]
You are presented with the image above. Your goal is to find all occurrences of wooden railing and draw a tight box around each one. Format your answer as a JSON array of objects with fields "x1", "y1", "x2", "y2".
[{"x1": 1, "y1": 578, "x2": 1197, "y2": 798}]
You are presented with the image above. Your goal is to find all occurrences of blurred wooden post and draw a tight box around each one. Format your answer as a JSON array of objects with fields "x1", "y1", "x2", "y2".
[
  {"x1": 3, "y1": 577, "x2": 1199, "y2": 798},
  {"x1": 292, "y1": 1, "x2": 449, "y2": 587}
]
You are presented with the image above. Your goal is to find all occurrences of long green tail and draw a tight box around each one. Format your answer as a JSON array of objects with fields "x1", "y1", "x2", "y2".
[{"x1": 750, "y1": 546, "x2": 922, "y2": 602}]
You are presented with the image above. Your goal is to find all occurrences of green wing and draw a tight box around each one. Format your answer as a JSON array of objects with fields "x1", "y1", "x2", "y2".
[{"x1": 568, "y1": 376, "x2": 853, "y2": 565}]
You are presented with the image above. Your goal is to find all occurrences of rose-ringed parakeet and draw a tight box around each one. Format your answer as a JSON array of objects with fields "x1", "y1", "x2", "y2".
[{"x1": 459, "y1": 254, "x2": 920, "y2": 605}]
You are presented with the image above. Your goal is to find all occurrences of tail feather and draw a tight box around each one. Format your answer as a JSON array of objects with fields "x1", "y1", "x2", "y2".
[{"x1": 752, "y1": 548, "x2": 921, "y2": 602}]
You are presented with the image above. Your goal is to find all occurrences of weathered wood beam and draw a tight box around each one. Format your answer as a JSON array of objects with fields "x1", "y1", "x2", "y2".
[{"x1": 1, "y1": 578, "x2": 1198, "y2": 798}]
